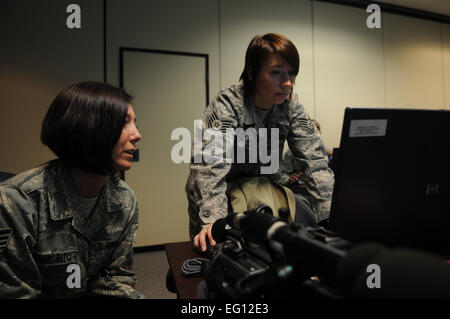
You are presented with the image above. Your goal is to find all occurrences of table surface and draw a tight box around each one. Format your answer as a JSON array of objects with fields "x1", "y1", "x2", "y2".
[{"x1": 164, "y1": 241, "x2": 203, "y2": 299}]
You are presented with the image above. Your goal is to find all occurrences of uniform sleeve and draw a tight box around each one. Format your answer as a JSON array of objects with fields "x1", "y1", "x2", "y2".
[
  {"x1": 274, "y1": 150, "x2": 296, "y2": 186},
  {"x1": 87, "y1": 199, "x2": 144, "y2": 299},
  {"x1": 287, "y1": 96, "x2": 335, "y2": 222},
  {"x1": 0, "y1": 186, "x2": 41, "y2": 298},
  {"x1": 186, "y1": 94, "x2": 238, "y2": 230}
]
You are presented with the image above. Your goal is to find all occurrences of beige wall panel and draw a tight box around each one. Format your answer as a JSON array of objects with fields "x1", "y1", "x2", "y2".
[
  {"x1": 313, "y1": 2, "x2": 385, "y2": 149},
  {"x1": 384, "y1": 13, "x2": 444, "y2": 109},
  {"x1": 123, "y1": 52, "x2": 205, "y2": 246},
  {"x1": 0, "y1": 1, "x2": 103, "y2": 173},
  {"x1": 220, "y1": 0, "x2": 316, "y2": 117},
  {"x1": 107, "y1": 0, "x2": 220, "y2": 99},
  {"x1": 107, "y1": 0, "x2": 220, "y2": 246}
]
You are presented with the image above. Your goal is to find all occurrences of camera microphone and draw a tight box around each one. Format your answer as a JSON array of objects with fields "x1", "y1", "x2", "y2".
[
  {"x1": 211, "y1": 217, "x2": 228, "y2": 243},
  {"x1": 211, "y1": 204, "x2": 282, "y2": 243},
  {"x1": 211, "y1": 213, "x2": 246, "y2": 243}
]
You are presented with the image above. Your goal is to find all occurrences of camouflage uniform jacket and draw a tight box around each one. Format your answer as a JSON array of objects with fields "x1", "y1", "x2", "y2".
[
  {"x1": 186, "y1": 84, "x2": 334, "y2": 237},
  {"x1": 277, "y1": 149, "x2": 299, "y2": 186},
  {"x1": 0, "y1": 160, "x2": 143, "y2": 298}
]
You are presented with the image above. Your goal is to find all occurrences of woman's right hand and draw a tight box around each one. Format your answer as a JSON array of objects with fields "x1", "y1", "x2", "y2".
[
  {"x1": 193, "y1": 225, "x2": 216, "y2": 252},
  {"x1": 288, "y1": 172, "x2": 302, "y2": 184}
]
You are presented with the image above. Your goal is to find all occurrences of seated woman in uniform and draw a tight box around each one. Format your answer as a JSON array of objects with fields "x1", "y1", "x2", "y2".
[
  {"x1": 0, "y1": 81, "x2": 143, "y2": 298},
  {"x1": 186, "y1": 33, "x2": 334, "y2": 252}
]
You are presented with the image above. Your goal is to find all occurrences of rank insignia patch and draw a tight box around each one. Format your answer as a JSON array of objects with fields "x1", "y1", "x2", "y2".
[
  {"x1": 206, "y1": 112, "x2": 233, "y2": 133},
  {"x1": 0, "y1": 227, "x2": 12, "y2": 250},
  {"x1": 297, "y1": 118, "x2": 316, "y2": 135}
]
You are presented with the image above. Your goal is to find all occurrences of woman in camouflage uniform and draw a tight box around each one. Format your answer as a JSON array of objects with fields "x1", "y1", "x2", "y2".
[
  {"x1": 186, "y1": 33, "x2": 334, "y2": 252},
  {"x1": 0, "y1": 81, "x2": 143, "y2": 298}
]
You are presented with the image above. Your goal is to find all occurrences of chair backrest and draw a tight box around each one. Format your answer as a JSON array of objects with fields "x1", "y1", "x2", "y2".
[{"x1": 0, "y1": 172, "x2": 15, "y2": 183}]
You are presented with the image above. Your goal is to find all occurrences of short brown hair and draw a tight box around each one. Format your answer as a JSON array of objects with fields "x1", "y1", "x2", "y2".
[
  {"x1": 239, "y1": 33, "x2": 300, "y2": 101},
  {"x1": 41, "y1": 81, "x2": 132, "y2": 175}
]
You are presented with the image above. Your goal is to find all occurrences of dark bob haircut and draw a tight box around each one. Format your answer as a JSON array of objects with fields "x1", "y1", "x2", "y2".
[
  {"x1": 41, "y1": 81, "x2": 132, "y2": 175},
  {"x1": 240, "y1": 33, "x2": 300, "y2": 102}
]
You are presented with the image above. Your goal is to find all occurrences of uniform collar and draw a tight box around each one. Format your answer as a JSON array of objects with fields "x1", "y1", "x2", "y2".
[
  {"x1": 229, "y1": 83, "x2": 290, "y2": 126},
  {"x1": 243, "y1": 97, "x2": 288, "y2": 127},
  {"x1": 46, "y1": 160, "x2": 127, "y2": 222}
]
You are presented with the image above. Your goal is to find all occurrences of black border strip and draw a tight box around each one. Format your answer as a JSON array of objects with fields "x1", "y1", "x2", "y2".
[
  {"x1": 314, "y1": 0, "x2": 450, "y2": 24},
  {"x1": 119, "y1": 47, "x2": 210, "y2": 107}
]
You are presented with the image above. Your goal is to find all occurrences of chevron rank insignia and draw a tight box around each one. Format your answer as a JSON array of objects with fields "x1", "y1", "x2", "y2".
[
  {"x1": 297, "y1": 118, "x2": 316, "y2": 135},
  {"x1": 206, "y1": 112, "x2": 233, "y2": 133},
  {"x1": 0, "y1": 227, "x2": 12, "y2": 251}
]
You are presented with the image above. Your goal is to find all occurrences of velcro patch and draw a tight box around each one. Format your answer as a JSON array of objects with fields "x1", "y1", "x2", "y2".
[
  {"x1": 206, "y1": 112, "x2": 233, "y2": 133},
  {"x1": 297, "y1": 118, "x2": 316, "y2": 135},
  {"x1": 0, "y1": 227, "x2": 12, "y2": 250}
]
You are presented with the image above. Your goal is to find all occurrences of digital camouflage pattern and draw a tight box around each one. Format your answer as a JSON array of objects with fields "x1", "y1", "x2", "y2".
[
  {"x1": 0, "y1": 160, "x2": 143, "y2": 298},
  {"x1": 186, "y1": 84, "x2": 334, "y2": 238},
  {"x1": 276, "y1": 149, "x2": 306, "y2": 186}
]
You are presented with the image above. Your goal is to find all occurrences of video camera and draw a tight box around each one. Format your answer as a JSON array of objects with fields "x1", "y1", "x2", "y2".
[{"x1": 202, "y1": 204, "x2": 352, "y2": 299}]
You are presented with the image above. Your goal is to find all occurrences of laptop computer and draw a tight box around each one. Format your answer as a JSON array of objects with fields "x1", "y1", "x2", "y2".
[{"x1": 327, "y1": 107, "x2": 450, "y2": 255}]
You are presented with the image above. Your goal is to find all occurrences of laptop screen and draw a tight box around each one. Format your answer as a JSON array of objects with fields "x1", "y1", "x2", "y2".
[{"x1": 328, "y1": 107, "x2": 450, "y2": 255}]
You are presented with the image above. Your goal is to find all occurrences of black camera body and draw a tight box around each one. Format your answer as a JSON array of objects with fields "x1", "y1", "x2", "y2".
[
  {"x1": 203, "y1": 233, "x2": 275, "y2": 298},
  {"x1": 203, "y1": 205, "x2": 352, "y2": 299}
]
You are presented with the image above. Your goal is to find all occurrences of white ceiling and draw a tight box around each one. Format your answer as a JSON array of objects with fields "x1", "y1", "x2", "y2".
[{"x1": 376, "y1": 0, "x2": 450, "y2": 17}]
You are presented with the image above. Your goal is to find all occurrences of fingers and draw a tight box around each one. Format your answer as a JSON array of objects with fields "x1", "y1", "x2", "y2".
[
  {"x1": 289, "y1": 172, "x2": 303, "y2": 183},
  {"x1": 206, "y1": 226, "x2": 216, "y2": 246},
  {"x1": 193, "y1": 226, "x2": 215, "y2": 252}
]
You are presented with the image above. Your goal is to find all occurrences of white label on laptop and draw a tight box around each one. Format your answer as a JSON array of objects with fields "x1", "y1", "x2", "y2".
[{"x1": 349, "y1": 119, "x2": 387, "y2": 137}]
